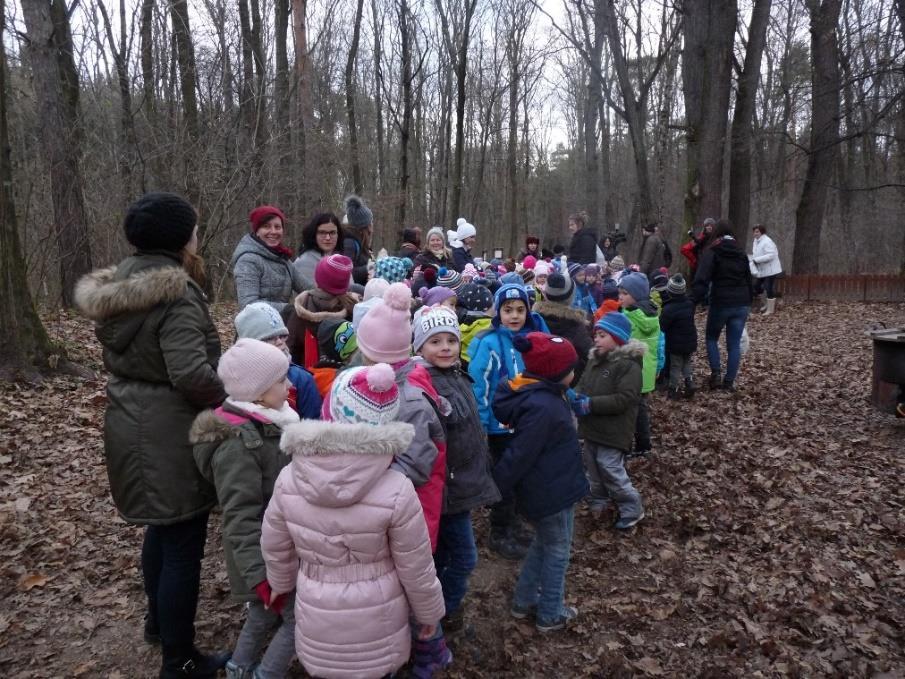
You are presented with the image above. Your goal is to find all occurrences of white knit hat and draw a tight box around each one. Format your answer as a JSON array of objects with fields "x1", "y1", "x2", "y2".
[
  {"x1": 218, "y1": 338, "x2": 289, "y2": 402},
  {"x1": 234, "y1": 302, "x2": 288, "y2": 341},
  {"x1": 327, "y1": 363, "x2": 400, "y2": 425}
]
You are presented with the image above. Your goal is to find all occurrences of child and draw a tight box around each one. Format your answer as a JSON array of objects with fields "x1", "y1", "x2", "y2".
[
  {"x1": 413, "y1": 305, "x2": 501, "y2": 632},
  {"x1": 592, "y1": 280, "x2": 621, "y2": 324},
  {"x1": 352, "y1": 277, "x2": 389, "y2": 329},
  {"x1": 583, "y1": 264, "x2": 605, "y2": 307},
  {"x1": 288, "y1": 254, "x2": 358, "y2": 367},
  {"x1": 457, "y1": 283, "x2": 495, "y2": 365},
  {"x1": 355, "y1": 283, "x2": 453, "y2": 674},
  {"x1": 570, "y1": 264, "x2": 598, "y2": 319},
  {"x1": 190, "y1": 338, "x2": 300, "y2": 678},
  {"x1": 533, "y1": 272, "x2": 592, "y2": 384},
  {"x1": 235, "y1": 302, "x2": 322, "y2": 419},
  {"x1": 658, "y1": 274, "x2": 697, "y2": 399},
  {"x1": 533, "y1": 261, "x2": 551, "y2": 292},
  {"x1": 307, "y1": 318, "x2": 357, "y2": 398},
  {"x1": 374, "y1": 255, "x2": 413, "y2": 284},
  {"x1": 420, "y1": 285, "x2": 457, "y2": 310},
  {"x1": 261, "y1": 363, "x2": 446, "y2": 679},
  {"x1": 461, "y1": 263, "x2": 479, "y2": 284},
  {"x1": 618, "y1": 272, "x2": 660, "y2": 456},
  {"x1": 467, "y1": 283, "x2": 550, "y2": 560},
  {"x1": 572, "y1": 312, "x2": 646, "y2": 529},
  {"x1": 492, "y1": 332, "x2": 589, "y2": 632}
]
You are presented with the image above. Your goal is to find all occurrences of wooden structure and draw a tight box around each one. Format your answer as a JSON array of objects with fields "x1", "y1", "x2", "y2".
[{"x1": 776, "y1": 275, "x2": 905, "y2": 303}]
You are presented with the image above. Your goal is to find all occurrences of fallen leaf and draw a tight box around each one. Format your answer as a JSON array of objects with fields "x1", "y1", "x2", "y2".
[{"x1": 17, "y1": 573, "x2": 48, "y2": 591}]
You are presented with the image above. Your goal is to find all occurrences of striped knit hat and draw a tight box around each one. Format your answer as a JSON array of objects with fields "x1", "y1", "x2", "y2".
[
  {"x1": 326, "y1": 363, "x2": 400, "y2": 425},
  {"x1": 315, "y1": 254, "x2": 353, "y2": 295},
  {"x1": 437, "y1": 267, "x2": 463, "y2": 292}
]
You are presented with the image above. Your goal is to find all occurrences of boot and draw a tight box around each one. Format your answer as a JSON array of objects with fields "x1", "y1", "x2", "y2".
[
  {"x1": 683, "y1": 378, "x2": 696, "y2": 399},
  {"x1": 411, "y1": 636, "x2": 453, "y2": 679},
  {"x1": 667, "y1": 387, "x2": 681, "y2": 400},
  {"x1": 144, "y1": 613, "x2": 161, "y2": 645},
  {"x1": 763, "y1": 298, "x2": 776, "y2": 315},
  {"x1": 708, "y1": 372, "x2": 722, "y2": 390},
  {"x1": 160, "y1": 648, "x2": 231, "y2": 679}
]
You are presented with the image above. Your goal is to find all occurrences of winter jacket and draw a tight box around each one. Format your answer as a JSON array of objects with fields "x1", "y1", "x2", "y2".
[
  {"x1": 692, "y1": 236, "x2": 753, "y2": 307},
  {"x1": 341, "y1": 235, "x2": 371, "y2": 286},
  {"x1": 466, "y1": 312, "x2": 550, "y2": 435},
  {"x1": 575, "y1": 340, "x2": 646, "y2": 452},
  {"x1": 414, "y1": 249, "x2": 452, "y2": 271},
  {"x1": 397, "y1": 242, "x2": 420, "y2": 261},
  {"x1": 459, "y1": 314, "x2": 493, "y2": 364},
  {"x1": 622, "y1": 302, "x2": 660, "y2": 393},
  {"x1": 751, "y1": 234, "x2": 782, "y2": 278},
  {"x1": 422, "y1": 363, "x2": 501, "y2": 515},
  {"x1": 287, "y1": 288, "x2": 357, "y2": 367},
  {"x1": 191, "y1": 404, "x2": 290, "y2": 601},
  {"x1": 451, "y1": 246, "x2": 475, "y2": 273},
  {"x1": 568, "y1": 227, "x2": 599, "y2": 265},
  {"x1": 572, "y1": 283, "x2": 599, "y2": 319},
  {"x1": 638, "y1": 233, "x2": 667, "y2": 277},
  {"x1": 74, "y1": 253, "x2": 225, "y2": 525},
  {"x1": 532, "y1": 300, "x2": 593, "y2": 384},
  {"x1": 491, "y1": 377, "x2": 589, "y2": 521},
  {"x1": 288, "y1": 364, "x2": 322, "y2": 419},
  {"x1": 231, "y1": 233, "x2": 305, "y2": 313},
  {"x1": 293, "y1": 248, "x2": 325, "y2": 291},
  {"x1": 658, "y1": 292, "x2": 697, "y2": 356},
  {"x1": 262, "y1": 421, "x2": 445, "y2": 679}
]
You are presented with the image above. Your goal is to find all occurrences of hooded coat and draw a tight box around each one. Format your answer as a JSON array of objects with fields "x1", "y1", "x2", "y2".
[
  {"x1": 231, "y1": 233, "x2": 305, "y2": 312},
  {"x1": 261, "y1": 421, "x2": 445, "y2": 679},
  {"x1": 191, "y1": 404, "x2": 290, "y2": 601},
  {"x1": 622, "y1": 302, "x2": 661, "y2": 393},
  {"x1": 532, "y1": 300, "x2": 593, "y2": 384},
  {"x1": 658, "y1": 292, "x2": 698, "y2": 356},
  {"x1": 74, "y1": 253, "x2": 225, "y2": 525},
  {"x1": 692, "y1": 236, "x2": 753, "y2": 307}
]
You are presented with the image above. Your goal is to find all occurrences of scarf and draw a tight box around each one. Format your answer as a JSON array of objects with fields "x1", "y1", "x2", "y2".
[{"x1": 225, "y1": 399, "x2": 301, "y2": 430}]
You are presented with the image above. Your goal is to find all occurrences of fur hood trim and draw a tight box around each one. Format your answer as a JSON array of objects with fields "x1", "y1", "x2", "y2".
[
  {"x1": 75, "y1": 265, "x2": 189, "y2": 321},
  {"x1": 533, "y1": 300, "x2": 588, "y2": 324},
  {"x1": 189, "y1": 409, "x2": 243, "y2": 445},
  {"x1": 281, "y1": 420, "x2": 414, "y2": 457},
  {"x1": 588, "y1": 338, "x2": 647, "y2": 361}
]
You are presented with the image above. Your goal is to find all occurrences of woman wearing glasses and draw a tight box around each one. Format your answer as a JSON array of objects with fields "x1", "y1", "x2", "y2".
[{"x1": 294, "y1": 213, "x2": 346, "y2": 291}]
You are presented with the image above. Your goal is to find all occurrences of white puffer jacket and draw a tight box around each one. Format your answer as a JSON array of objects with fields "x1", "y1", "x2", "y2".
[{"x1": 750, "y1": 234, "x2": 782, "y2": 278}]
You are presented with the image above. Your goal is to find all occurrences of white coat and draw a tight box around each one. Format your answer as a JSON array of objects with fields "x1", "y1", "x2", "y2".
[{"x1": 750, "y1": 234, "x2": 782, "y2": 278}]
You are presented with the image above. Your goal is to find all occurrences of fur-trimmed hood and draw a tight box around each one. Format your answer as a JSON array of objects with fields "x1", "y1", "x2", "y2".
[
  {"x1": 589, "y1": 338, "x2": 647, "y2": 362},
  {"x1": 533, "y1": 299, "x2": 588, "y2": 325},
  {"x1": 280, "y1": 420, "x2": 415, "y2": 508},
  {"x1": 75, "y1": 257, "x2": 190, "y2": 322},
  {"x1": 190, "y1": 406, "x2": 285, "y2": 485}
]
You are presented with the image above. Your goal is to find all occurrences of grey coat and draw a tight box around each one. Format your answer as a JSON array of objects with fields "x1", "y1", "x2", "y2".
[{"x1": 231, "y1": 233, "x2": 305, "y2": 312}]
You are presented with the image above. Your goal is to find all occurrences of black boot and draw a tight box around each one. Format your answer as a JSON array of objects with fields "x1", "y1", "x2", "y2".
[
  {"x1": 160, "y1": 648, "x2": 231, "y2": 679},
  {"x1": 708, "y1": 372, "x2": 722, "y2": 390},
  {"x1": 144, "y1": 613, "x2": 161, "y2": 645},
  {"x1": 683, "y1": 378, "x2": 696, "y2": 399},
  {"x1": 667, "y1": 387, "x2": 681, "y2": 400}
]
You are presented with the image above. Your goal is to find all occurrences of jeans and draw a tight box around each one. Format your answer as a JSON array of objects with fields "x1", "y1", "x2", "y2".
[
  {"x1": 141, "y1": 512, "x2": 209, "y2": 656},
  {"x1": 583, "y1": 442, "x2": 643, "y2": 520},
  {"x1": 633, "y1": 393, "x2": 651, "y2": 452},
  {"x1": 232, "y1": 599, "x2": 296, "y2": 678},
  {"x1": 434, "y1": 511, "x2": 478, "y2": 617},
  {"x1": 753, "y1": 275, "x2": 777, "y2": 299},
  {"x1": 668, "y1": 352, "x2": 693, "y2": 389},
  {"x1": 512, "y1": 506, "x2": 575, "y2": 625},
  {"x1": 705, "y1": 305, "x2": 750, "y2": 383},
  {"x1": 487, "y1": 434, "x2": 516, "y2": 534}
]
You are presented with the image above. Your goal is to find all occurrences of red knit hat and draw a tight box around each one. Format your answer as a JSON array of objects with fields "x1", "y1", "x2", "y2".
[
  {"x1": 513, "y1": 332, "x2": 578, "y2": 382},
  {"x1": 249, "y1": 205, "x2": 286, "y2": 232},
  {"x1": 315, "y1": 254, "x2": 353, "y2": 295}
]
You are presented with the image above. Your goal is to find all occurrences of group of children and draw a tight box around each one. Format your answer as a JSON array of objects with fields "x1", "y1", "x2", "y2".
[{"x1": 193, "y1": 248, "x2": 701, "y2": 678}]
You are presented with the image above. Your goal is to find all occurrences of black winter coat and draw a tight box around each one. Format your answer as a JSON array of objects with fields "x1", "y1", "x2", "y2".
[
  {"x1": 692, "y1": 236, "x2": 753, "y2": 307},
  {"x1": 424, "y1": 364, "x2": 502, "y2": 515},
  {"x1": 492, "y1": 377, "x2": 588, "y2": 521},
  {"x1": 451, "y1": 246, "x2": 475, "y2": 272},
  {"x1": 568, "y1": 227, "x2": 599, "y2": 265},
  {"x1": 342, "y1": 235, "x2": 371, "y2": 285},
  {"x1": 532, "y1": 300, "x2": 593, "y2": 384},
  {"x1": 658, "y1": 292, "x2": 698, "y2": 355}
]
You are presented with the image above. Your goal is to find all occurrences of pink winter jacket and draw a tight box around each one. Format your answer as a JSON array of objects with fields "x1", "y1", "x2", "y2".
[{"x1": 261, "y1": 420, "x2": 445, "y2": 679}]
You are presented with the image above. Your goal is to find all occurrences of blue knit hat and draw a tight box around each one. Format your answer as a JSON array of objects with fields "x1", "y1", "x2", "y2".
[
  {"x1": 494, "y1": 283, "x2": 531, "y2": 326},
  {"x1": 374, "y1": 256, "x2": 413, "y2": 283},
  {"x1": 500, "y1": 272, "x2": 523, "y2": 285},
  {"x1": 595, "y1": 312, "x2": 632, "y2": 345},
  {"x1": 618, "y1": 272, "x2": 650, "y2": 301}
]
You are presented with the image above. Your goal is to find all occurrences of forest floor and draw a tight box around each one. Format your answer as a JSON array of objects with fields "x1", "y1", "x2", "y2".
[{"x1": 1, "y1": 301, "x2": 904, "y2": 678}]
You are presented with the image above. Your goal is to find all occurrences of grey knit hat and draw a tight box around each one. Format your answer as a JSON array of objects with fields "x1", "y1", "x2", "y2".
[
  {"x1": 545, "y1": 272, "x2": 575, "y2": 304},
  {"x1": 234, "y1": 302, "x2": 288, "y2": 341},
  {"x1": 667, "y1": 273, "x2": 687, "y2": 295},
  {"x1": 342, "y1": 195, "x2": 373, "y2": 229}
]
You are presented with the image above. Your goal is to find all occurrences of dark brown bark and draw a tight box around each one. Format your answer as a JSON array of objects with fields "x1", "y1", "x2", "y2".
[
  {"x1": 371, "y1": 0, "x2": 385, "y2": 191},
  {"x1": 345, "y1": 0, "x2": 365, "y2": 193},
  {"x1": 238, "y1": 0, "x2": 257, "y2": 139},
  {"x1": 583, "y1": 6, "x2": 604, "y2": 227},
  {"x1": 292, "y1": 0, "x2": 311, "y2": 207},
  {"x1": 727, "y1": 0, "x2": 772, "y2": 237},
  {"x1": 396, "y1": 0, "x2": 413, "y2": 226},
  {"x1": 140, "y1": 0, "x2": 154, "y2": 114},
  {"x1": 273, "y1": 0, "x2": 290, "y2": 136},
  {"x1": 792, "y1": 0, "x2": 843, "y2": 274},
  {"x1": 21, "y1": 0, "x2": 93, "y2": 307}
]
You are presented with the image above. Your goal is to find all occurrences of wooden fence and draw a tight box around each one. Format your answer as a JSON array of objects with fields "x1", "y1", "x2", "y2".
[{"x1": 776, "y1": 275, "x2": 905, "y2": 302}]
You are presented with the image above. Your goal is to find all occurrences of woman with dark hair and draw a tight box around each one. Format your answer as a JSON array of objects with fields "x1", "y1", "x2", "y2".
[
  {"x1": 293, "y1": 212, "x2": 344, "y2": 290},
  {"x1": 397, "y1": 227, "x2": 421, "y2": 260},
  {"x1": 749, "y1": 224, "x2": 782, "y2": 315},
  {"x1": 517, "y1": 235, "x2": 541, "y2": 262},
  {"x1": 599, "y1": 236, "x2": 617, "y2": 262},
  {"x1": 691, "y1": 219, "x2": 753, "y2": 391},
  {"x1": 75, "y1": 193, "x2": 229, "y2": 677},
  {"x1": 567, "y1": 211, "x2": 598, "y2": 265}
]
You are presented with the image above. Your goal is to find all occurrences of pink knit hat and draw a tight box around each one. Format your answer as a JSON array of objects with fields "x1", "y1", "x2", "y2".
[
  {"x1": 356, "y1": 283, "x2": 413, "y2": 363},
  {"x1": 522, "y1": 255, "x2": 537, "y2": 270},
  {"x1": 462, "y1": 263, "x2": 478, "y2": 280},
  {"x1": 218, "y1": 338, "x2": 289, "y2": 402},
  {"x1": 325, "y1": 363, "x2": 400, "y2": 425},
  {"x1": 315, "y1": 254, "x2": 353, "y2": 295},
  {"x1": 534, "y1": 260, "x2": 551, "y2": 277}
]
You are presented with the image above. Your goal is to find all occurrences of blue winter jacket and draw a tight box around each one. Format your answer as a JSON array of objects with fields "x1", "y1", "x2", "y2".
[
  {"x1": 288, "y1": 364, "x2": 322, "y2": 420},
  {"x1": 467, "y1": 312, "x2": 549, "y2": 435},
  {"x1": 491, "y1": 376, "x2": 589, "y2": 521}
]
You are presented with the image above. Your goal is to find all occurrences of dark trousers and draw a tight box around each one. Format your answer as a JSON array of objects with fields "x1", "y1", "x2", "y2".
[
  {"x1": 634, "y1": 393, "x2": 651, "y2": 452},
  {"x1": 434, "y1": 511, "x2": 478, "y2": 617},
  {"x1": 142, "y1": 512, "x2": 209, "y2": 656},
  {"x1": 753, "y1": 275, "x2": 777, "y2": 299},
  {"x1": 487, "y1": 434, "x2": 516, "y2": 534}
]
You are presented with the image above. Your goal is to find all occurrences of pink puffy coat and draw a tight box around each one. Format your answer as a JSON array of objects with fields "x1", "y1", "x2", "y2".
[{"x1": 261, "y1": 420, "x2": 445, "y2": 679}]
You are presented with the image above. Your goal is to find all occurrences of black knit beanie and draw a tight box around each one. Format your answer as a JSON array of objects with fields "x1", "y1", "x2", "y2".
[{"x1": 124, "y1": 192, "x2": 197, "y2": 252}]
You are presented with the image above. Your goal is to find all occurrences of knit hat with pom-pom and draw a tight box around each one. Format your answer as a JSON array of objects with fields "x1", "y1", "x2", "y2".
[
  {"x1": 342, "y1": 194, "x2": 373, "y2": 229},
  {"x1": 437, "y1": 267, "x2": 463, "y2": 292},
  {"x1": 513, "y1": 332, "x2": 578, "y2": 382},
  {"x1": 326, "y1": 363, "x2": 400, "y2": 425},
  {"x1": 419, "y1": 285, "x2": 456, "y2": 308},
  {"x1": 356, "y1": 282, "x2": 413, "y2": 363},
  {"x1": 218, "y1": 338, "x2": 289, "y2": 402},
  {"x1": 375, "y1": 256, "x2": 413, "y2": 284}
]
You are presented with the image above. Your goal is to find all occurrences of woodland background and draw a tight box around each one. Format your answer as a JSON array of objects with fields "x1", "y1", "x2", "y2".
[{"x1": 0, "y1": 0, "x2": 903, "y2": 310}]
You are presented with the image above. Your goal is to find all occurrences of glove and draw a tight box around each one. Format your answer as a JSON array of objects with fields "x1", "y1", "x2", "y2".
[
  {"x1": 254, "y1": 580, "x2": 288, "y2": 616},
  {"x1": 568, "y1": 390, "x2": 591, "y2": 417}
]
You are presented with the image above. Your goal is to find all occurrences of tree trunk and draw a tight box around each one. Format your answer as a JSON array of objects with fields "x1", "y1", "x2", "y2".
[
  {"x1": 140, "y1": 0, "x2": 154, "y2": 115},
  {"x1": 21, "y1": 0, "x2": 93, "y2": 307},
  {"x1": 292, "y1": 0, "x2": 311, "y2": 209},
  {"x1": 682, "y1": 0, "x2": 738, "y2": 230},
  {"x1": 345, "y1": 0, "x2": 365, "y2": 193},
  {"x1": 238, "y1": 0, "x2": 257, "y2": 143},
  {"x1": 274, "y1": 0, "x2": 290, "y2": 139},
  {"x1": 396, "y1": 0, "x2": 413, "y2": 226},
  {"x1": 0, "y1": 0, "x2": 54, "y2": 378},
  {"x1": 584, "y1": 10, "x2": 603, "y2": 227},
  {"x1": 727, "y1": 0, "x2": 772, "y2": 238},
  {"x1": 792, "y1": 0, "x2": 842, "y2": 274},
  {"x1": 371, "y1": 0, "x2": 385, "y2": 192},
  {"x1": 449, "y1": 0, "x2": 478, "y2": 225}
]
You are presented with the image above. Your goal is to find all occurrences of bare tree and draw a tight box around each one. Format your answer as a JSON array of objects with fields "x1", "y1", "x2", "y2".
[{"x1": 345, "y1": 0, "x2": 366, "y2": 193}]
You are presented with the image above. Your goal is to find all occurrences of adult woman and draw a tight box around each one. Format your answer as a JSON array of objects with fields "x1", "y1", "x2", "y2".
[
  {"x1": 749, "y1": 224, "x2": 783, "y2": 315},
  {"x1": 447, "y1": 218, "x2": 477, "y2": 272},
  {"x1": 691, "y1": 219, "x2": 753, "y2": 392},
  {"x1": 341, "y1": 194, "x2": 374, "y2": 285},
  {"x1": 517, "y1": 235, "x2": 541, "y2": 262},
  {"x1": 231, "y1": 204, "x2": 304, "y2": 314},
  {"x1": 294, "y1": 212, "x2": 345, "y2": 290},
  {"x1": 414, "y1": 226, "x2": 452, "y2": 270},
  {"x1": 567, "y1": 211, "x2": 598, "y2": 265},
  {"x1": 397, "y1": 227, "x2": 421, "y2": 261},
  {"x1": 599, "y1": 236, "x2": 617, "y2": 262},
  {"x1": 75, "y1": 192, "x2": 228, "y2": 677}
]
